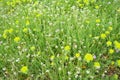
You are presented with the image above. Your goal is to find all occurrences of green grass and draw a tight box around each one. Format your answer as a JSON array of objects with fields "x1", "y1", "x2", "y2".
[{"x1": 0, "y1": 0, "x2": 120, "y2": 80}]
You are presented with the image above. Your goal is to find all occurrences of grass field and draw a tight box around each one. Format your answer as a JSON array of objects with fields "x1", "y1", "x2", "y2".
[{"x1": 0, "y1": 0, "x2": 120, "y2": 80}]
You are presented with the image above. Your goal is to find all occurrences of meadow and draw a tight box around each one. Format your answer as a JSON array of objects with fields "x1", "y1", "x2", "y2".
[{"x1": 0, "y1": 0, "x2": 120, "y2": 80}]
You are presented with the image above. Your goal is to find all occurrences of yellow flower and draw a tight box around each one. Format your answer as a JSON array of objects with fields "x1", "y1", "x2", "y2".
[
  {"x1": 20, "y1": 66, "x2": 28, "y2": 74},
  {"x1": 114, "y1": 41, "x2": 120, "y2": 49},
  {"x1": 83, "y1": 0, "x2": 89, "y2": 5},
  {"x1": 111, "y1": 61, "x2": 115, "y2": 65},
  {"x1": 30, "y1": 46, "x2": 35, "y2": 51},
  {"x1": 8, "y1": 28, "x2": 13, "y2": 34},
  {"x1": 84, "y1": 53, "x2": 93, "y2": 62},
  {"x1": 95, "y1": 5, "x2": 99, "y2": 9},
  {"x1": 23, "y1": 28, "x2": 28, "y2": 33},
  {"x1": 6, "y1": 1, "x2": 11, "y2": 5},
  {"x1": 106, "y1": 41, "x2": 112, "y2": 46},
  {"x1": 3, "y1": 33, "x2": 7, "y2": 39},
  {"x1": 108, "y1": 26, "x2": 113, "y2": 31},
  {"x1": 75, "y1": 53, "x2": 80, "y2": 58},
  {"x1": 65, "y1": 55, "x2": 69, "y2": 60},
  {"x1": 3, "y1": 29, "x2": 13, "y2": 39},
  {"x1": 50, "y1": 55, "x2": 55, "y2": 60},
  {"x1": 100, "y1": 33, "x2": 106, "y2": 39},
  {"x1": 109, "y1": 49, "x2": 114, "y2": 54},
  {"x1": 14, "y1": 37, "x2": 20, "y2": 42},
  {"x1": 64, "y1": 45, "x2": 70, "y2": 51},
  {"x1": 105, "y1": 31, "x2": 110, "y2": 35},
  {"x1": 15, "y1": 20, "x2": 19, "y2": 24},
  {"x1": 26, "y1": 20, "x2": 30, "y2": 25},
  {"x1": 34, "y1": 1, "x2": 39, "y2": 5},
  {"x1": 94, "y1": 62, "x2": 100, "y2": 69},
  {"x1": 37, "y1": 51, "x2": 41, "y2": 55},
  {"x1": 96, "y1": 19, "x2": 100, "y2": 23},
  {"x1": 89, "y1": 34, "x2": 92, "y2": 37},
  {"x1": 79, "y1": 4, "x2": 84, "y2": 8},
  {"x1": 36, "y1": 13, "x2": 41, "y2": 18},
  {"x1": 117, "y1": 60, "x2": 120, "y2": 66},
  {"x1": 51, "y1": 62, "x2": 54, "y2": 66}
]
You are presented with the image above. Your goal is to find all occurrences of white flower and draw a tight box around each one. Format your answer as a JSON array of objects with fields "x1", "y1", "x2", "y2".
[{"x1": 86, "y1": 70, "x2": 90, "y2": 74}]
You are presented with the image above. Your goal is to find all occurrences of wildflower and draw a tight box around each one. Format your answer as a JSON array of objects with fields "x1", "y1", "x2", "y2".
[
  {"x1": 8, "y1": 28, "x2": 13, "y2": 34},
  {"x1": 114, "y1": 41, "x2": 120, "y2": 49},
  {"x1": 3, "y1": 30, "x2": 8, "y2": 38},
  {"x1": 100, "y1": 33, "x2": 106, "y2": 39},
  {"x1": 36, "y1": 13, "x2": 41, "y2": 17},
  {"x1": 79, "y1": 4, "x2": 84, "y2": 8},
  {"x1": 30, "y1": 46, "x2": 35, "y2": 51},
  {"x1": 11, "y1": 2, "x2": 15, "y2": 7},
  {"x1": 26, "y1": 20, "x2": 30, "y2": 25},
  {"x1": 84, "y1": 53, "x2": 93, "y2": 62},
  {"x1": 14, "y1": 37, "x2": 20, "y2": 42},
  {"x1": 109, "y1": 49, "x2": 114, "y2": 54},
  {"x1": 86, "y1": 20, "x2": 90, "y2": 24},
  {"x1": 37, "y1": 51, "x2": 41, "y2": 55},
  {"x1": 83, "y1": 0, "x2": 89, "y2": 5},
  {"x1": 94, "y1": 36, "x2": 99, "y2": 40},
  {"x1": 93, "y1": 55, "x2": 96, "y2": 59},
  {"x1": 15, "y1": 20, "x2": 19, "y2": 24},
  {"x1": 86, "y1": 70, "x2": 90, "y2": 74},
  {"x1": 50, "y1": 55, "x2": 55, "y2": 60},
  {"x1": 106, "y1": 41, "x2": 112, "y2": 46},
  {"x1": 95, "y1": 5, "x2": 99, "y2": 9},
  {"x1": 26, "y1": 16, "x2": 29, "y2": 19},
  {"x1": 89, "y1": 34, "x2": 92, "y2": 37},
  {"x1": 6, "y1": 1, "x2": 11, "y2": 5},
  {"x1": 111, "y1": 61, "x2": 115, "y2": 65},
  {"x1": 117, "y1": 60, "x2": 120, "y2": 66},
  {"x1": 58, "y1": 67, "x2": 62, "y2": 71},
  {"x1": 34, "y1": 1, "x2": 39, "y2": 5},
  {"x1": 20, "y1": 66, "x2": 28, "y2": 74},
  {"x1": 96, "y1": 19, "x2": 100, "y2": 23},
  {"x1": 65, "y1": 55, "x2": 69, "y2": 60},
  {"x1": 94, "y1": 62, "x2": 100, "y2": 69},
  {"x1": 105, "y1": 31, "x2": 110, "y2": 35},
  {"x1": 68, "y1": 71, "x2": 71, "y2": 75},
  {"x1": 23, "y1": 28, "x2": 28, "y2": 33},
  {"x1": 64, "y1": 45, "x2": 70, "y2": 51},
  {"x1": 51, "y1": 62, "x2": 54, "y2": 66},
  {"x1": 75, "y1": 53, "x2": 80, "y2": 58},
  {"x1": 108, "y1": 26, "x2": 113, "y2": 31},
  {"x1": 3, "y1": 33, "x2": 7, "y2": 39}
]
